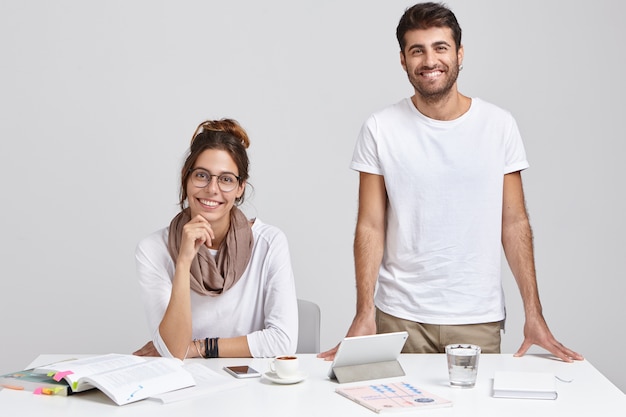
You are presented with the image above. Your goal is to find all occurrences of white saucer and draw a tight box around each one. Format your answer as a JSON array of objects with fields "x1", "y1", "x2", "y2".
[{"x1": 263, "y1": 371, "x2": 308, "y2": 384}]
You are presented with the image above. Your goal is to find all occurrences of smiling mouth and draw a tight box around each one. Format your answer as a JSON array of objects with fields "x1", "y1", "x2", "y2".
[
  {"x1": 199, "y1": 199, "x2": 220, "y2": 207},
  {"x1": 421, "y1": 70, "x2": 444, "y2": 78}
]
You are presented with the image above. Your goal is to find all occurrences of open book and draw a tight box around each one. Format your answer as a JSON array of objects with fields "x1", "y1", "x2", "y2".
[{"x1": 32, "y1": 354, "x2": 195, "y2": 405}]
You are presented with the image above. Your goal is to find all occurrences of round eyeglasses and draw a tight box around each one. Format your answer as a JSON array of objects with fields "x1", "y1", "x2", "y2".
[{"x1": 189, "y1": 168, "x2": 241, "y2": 192}]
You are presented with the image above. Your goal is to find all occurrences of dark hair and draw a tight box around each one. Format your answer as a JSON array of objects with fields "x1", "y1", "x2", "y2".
[
  {"x1": 396, "y1": 2, "x2": 462, "y2": 52},
  {"x1": 179, "y1": 118, "x2": 251, "y2": 210}
]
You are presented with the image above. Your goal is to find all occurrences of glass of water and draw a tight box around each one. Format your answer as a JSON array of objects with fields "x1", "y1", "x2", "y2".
[{"x1": 445, "y1": 344, "x2": 481, "y2": 388}]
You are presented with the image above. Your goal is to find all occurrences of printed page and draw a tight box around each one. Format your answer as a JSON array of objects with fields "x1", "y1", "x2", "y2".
[
  {"x1": 80, "y1": 357, "x2": 195, "y2": 405},
  {"x1": 34, "y1": 354, "x2": 147, "y2": 392}
]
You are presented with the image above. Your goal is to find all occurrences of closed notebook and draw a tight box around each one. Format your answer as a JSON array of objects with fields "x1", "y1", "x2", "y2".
[{"x1": 493, "y1": 371, "x2": 557, "y2": 400}]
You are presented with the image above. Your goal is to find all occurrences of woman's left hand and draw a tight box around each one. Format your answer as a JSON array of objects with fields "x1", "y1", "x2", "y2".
[{"x1": 133, "y1": 341, "x2": 161, "y2": 357}]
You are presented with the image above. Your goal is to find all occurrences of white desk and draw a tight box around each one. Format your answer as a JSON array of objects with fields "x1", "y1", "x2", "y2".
[{"x1": 1, "y1": 353, "x2": 623, "y2": 416}]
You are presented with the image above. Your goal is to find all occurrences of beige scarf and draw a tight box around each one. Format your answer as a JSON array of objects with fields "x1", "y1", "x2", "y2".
[{"x1": 167, "y1": 207, "x2": 254, "y2": 296}]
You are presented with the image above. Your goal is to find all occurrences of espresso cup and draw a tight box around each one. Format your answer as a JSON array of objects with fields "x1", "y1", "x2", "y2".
[{"x1": 270, "y1": 355, "x2": 299, "y2": 379}]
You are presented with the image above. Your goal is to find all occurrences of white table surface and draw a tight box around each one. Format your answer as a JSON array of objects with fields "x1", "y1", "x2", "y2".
[{"x1": 0, "y1": 353, "x2": 623, "y2": 416}]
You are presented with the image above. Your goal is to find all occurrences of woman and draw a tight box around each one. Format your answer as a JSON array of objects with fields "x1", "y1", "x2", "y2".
[{"x1": 134, "y1": 119, "x2": 298, "y2": 359}]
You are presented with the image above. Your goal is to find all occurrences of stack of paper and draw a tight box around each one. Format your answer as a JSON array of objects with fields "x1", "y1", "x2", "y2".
[{"x1": 149, "y1": 362, "x2": 244, "y2": 404}]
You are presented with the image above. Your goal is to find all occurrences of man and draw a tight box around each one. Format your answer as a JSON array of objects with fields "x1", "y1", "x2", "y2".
[{"x1": 319, "y1": 2, "x2": 582, "y2": 362}]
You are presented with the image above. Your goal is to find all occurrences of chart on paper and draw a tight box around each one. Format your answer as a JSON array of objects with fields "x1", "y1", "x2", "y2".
[{"x1": 336, "y1": 381, "x2": 452, "y2": 413}]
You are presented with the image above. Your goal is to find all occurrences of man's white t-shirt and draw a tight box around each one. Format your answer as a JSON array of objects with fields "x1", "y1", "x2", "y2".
[{"x1": 351, "y1": 97, "x2": 529, "y2": 325}]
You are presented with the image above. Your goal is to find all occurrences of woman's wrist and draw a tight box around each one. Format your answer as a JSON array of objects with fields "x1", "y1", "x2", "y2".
[
  {"x1": 175, "y1": 256, "x2": 194, "y2": 271},
  {"x1": 192, "y1": 339, "x2": 203, "y2": 358}
]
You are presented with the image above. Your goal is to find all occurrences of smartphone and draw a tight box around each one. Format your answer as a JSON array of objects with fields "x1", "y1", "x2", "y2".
[{"x1": 223, "y1": 365, "x2": 262, "y2": 379}]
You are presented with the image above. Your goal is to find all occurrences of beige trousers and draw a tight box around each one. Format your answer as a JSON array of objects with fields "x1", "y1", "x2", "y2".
[{"x1": 376, "y1": 308, "x2": 502, "y2": 353}]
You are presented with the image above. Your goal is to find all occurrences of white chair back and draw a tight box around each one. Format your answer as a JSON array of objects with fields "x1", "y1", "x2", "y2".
[{"x1": 296, "y1": 299, "x2": 321, "y2": 353}]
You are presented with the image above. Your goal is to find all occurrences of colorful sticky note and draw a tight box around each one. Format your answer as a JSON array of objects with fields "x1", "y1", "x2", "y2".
[
  {"x1": 33, "y1": 387, "x2": 44, "y2": 395},
  {"x1": 1, "y1": 384, "x2": 24, "y2": 391},
  {"x1": 52, "y1": 370, "x2": 73, "y2": 382}
]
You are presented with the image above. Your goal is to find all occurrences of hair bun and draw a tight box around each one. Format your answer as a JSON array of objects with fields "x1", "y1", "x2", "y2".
[{"x1": 191, "y1": 118, "x2": 250, "y2": 149}]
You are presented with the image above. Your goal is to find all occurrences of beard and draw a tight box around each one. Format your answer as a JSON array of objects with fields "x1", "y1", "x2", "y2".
[{"x1": 407, "y1": 62, "x2": 460, "y2": 103}]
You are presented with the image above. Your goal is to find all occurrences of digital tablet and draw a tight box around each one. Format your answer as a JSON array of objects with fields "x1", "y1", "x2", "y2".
[{"x1": 328, "y1": 331, "x2": 408, "y2": 379}]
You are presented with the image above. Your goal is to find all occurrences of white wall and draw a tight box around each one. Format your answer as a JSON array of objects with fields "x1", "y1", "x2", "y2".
[{"x1": 1, "y1": 0, "x2": 624, "y2": 393}]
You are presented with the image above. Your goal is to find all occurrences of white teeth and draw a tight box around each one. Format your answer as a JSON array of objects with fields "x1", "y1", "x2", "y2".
[
  {"x1": 200, "y1": 199, "x2": 218, "y2": 207},
  {"x1": 423, "y1": 71, "x2": 442, "y2": 78}
]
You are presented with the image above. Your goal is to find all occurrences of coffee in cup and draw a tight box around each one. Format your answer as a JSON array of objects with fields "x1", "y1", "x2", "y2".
[{"x1": 270, "y1": 355, "x2": 299, "y2": 379}]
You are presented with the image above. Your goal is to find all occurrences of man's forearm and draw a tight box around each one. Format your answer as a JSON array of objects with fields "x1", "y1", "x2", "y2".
[
  {"x1": 502, "y1": 216, "x2": 543, "y2": 318},
  {"x1": 353, "y1": 224, "x2": 385, "y2": 316}
]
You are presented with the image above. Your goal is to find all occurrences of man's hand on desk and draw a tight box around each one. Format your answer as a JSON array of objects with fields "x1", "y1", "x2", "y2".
[
  {"x1": 133, "y1": 341, "x2": 161, "y2": 357},
  {"x1": 317, "y1": 313, "x2": 376, "y2": 361},
  {"x1": 514, "y1": 315, "x2": 584, "y2": 363}
]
